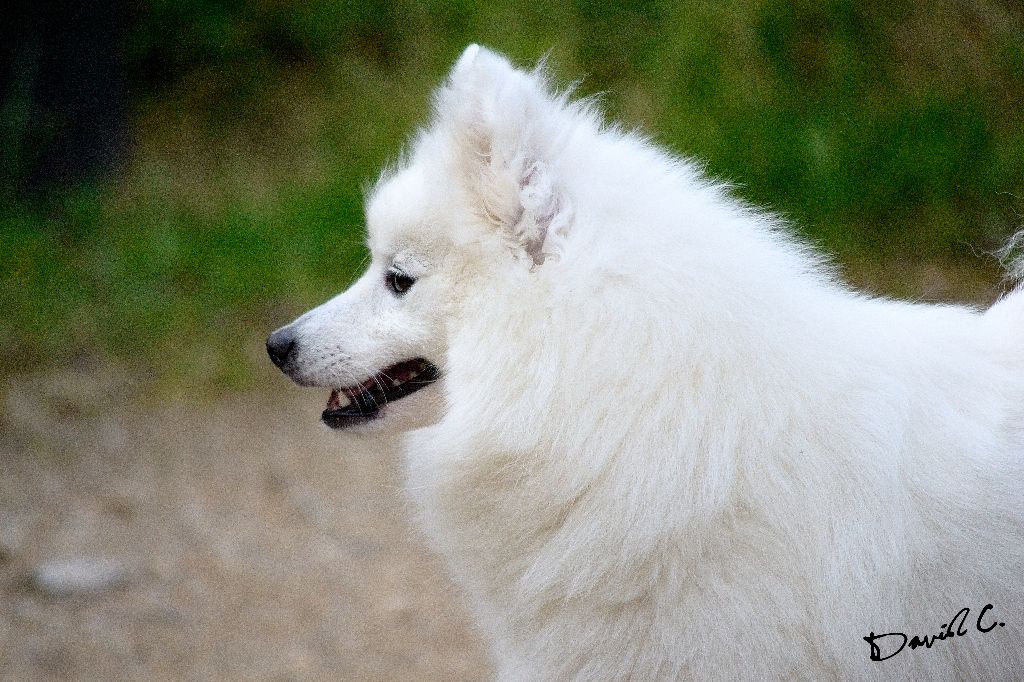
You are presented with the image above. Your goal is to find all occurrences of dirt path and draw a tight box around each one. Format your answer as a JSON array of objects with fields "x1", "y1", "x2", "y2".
[{"x1": 0, "y1": 368, "x2": 489, "y2": 681}]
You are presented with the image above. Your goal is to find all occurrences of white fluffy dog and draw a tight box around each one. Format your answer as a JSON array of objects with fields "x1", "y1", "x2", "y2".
[{"x1": 268, "y1": 45, "x2": 1024, "y2": 680}]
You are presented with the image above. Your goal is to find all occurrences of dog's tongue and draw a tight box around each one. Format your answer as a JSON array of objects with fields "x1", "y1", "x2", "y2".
[{"x1": 327, "y1": 389, "x2": 341, "y2": 409}]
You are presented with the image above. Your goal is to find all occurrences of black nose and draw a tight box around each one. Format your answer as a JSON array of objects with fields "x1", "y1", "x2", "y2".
[{"x1": 266, "y1": 327, "x2": 296, "y2": 369}]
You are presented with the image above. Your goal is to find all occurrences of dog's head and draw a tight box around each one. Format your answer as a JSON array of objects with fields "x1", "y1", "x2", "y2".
[{"x1": 267, "y1": 45, "x2": 585, "y2": 431}]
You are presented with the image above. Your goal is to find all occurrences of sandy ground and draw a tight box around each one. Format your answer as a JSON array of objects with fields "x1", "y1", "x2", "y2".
[{"x1": 0, "y1": 367, "x2": 490, "y2": 681}]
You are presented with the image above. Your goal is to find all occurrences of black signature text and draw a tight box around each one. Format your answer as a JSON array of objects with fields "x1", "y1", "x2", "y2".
[{"x1": 864, "y1": 604, "x2": 1005, "y2": 662}]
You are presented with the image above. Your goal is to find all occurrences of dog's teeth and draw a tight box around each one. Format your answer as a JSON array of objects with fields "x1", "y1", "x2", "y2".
[{"x1": 336, "y1": 393, "x2": 351, "y2": 407}]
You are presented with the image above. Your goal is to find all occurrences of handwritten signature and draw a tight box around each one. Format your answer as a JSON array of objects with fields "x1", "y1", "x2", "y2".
[{"x1": 864, "y1": 604, "x2": 1006, "y2": 662}]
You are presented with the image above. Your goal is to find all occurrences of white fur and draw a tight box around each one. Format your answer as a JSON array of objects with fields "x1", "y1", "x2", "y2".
[{"x1": 280, "y1": 45, "x2": 1024, "y2": 679}]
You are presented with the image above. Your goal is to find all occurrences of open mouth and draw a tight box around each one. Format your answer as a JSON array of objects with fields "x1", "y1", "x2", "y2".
[{"x1": 322, "y1": 358, "x2": 439, "y2": 429}]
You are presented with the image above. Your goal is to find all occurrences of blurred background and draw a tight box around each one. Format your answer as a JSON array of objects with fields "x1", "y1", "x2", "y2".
[{"x1": 1, "y1": 1, "x2": 1022, "y2": 680}]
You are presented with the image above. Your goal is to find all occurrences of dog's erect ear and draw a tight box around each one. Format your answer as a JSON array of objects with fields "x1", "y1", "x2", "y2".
[{"x1": 436, "y1": 44, "x2": 581, "y2": 265}]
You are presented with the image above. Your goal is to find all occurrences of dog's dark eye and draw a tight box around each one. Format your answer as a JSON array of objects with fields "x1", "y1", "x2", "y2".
[{"x1": 386, "y1": 268, "x2": 415, "y2": 295}]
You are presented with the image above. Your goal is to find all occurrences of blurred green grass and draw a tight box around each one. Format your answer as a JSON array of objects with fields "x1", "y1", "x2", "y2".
[{"x1": 2, "y1": 0, "x2": 1022, "y2": 391}]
